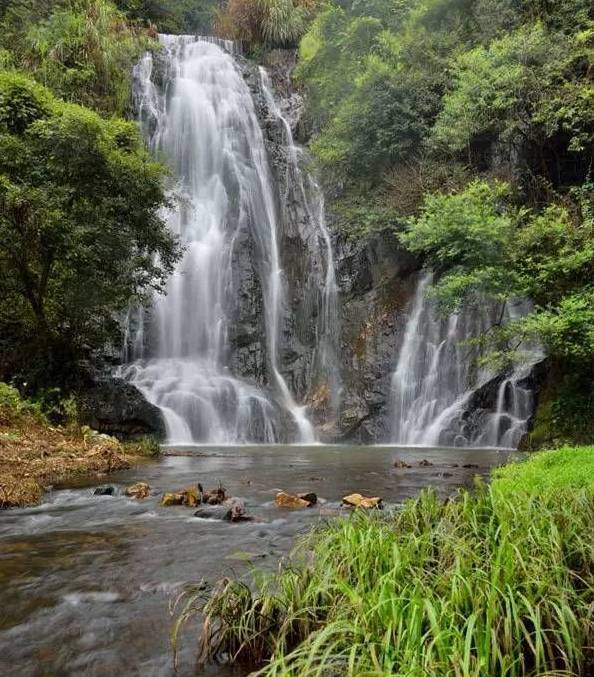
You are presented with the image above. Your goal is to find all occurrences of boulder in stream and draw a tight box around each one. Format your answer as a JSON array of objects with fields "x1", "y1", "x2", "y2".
[
  {"x1": 342, "y1": 493, "x2": 383, "y2": 509},
  {"x1": 275, "y1": 491, "x2": 315, "y2": 508},
  {"x1": 393, "y1": 460, "x2": 412, "y2": 468},
  {"x1": 125, "y1": 482, "x2": 150, "y2": 499},
  {"x1": 160, "y1": 485, "x2": 202, "y2": 507},
  {"x1": 194, "y1": 498, "x2": 253, "y2": 522},
  {"x1": 94, "y1": 486, "x2": 115, "y2": 496},
  {"x1": 161, "y1": 492, "x2": 184, "y2": 506},
  {"x1": 203, "y1": 484, "x2": 227, "y2": 505},
  {"x1": 224, "y1": 498, "x2": 252, "y2": 522}
]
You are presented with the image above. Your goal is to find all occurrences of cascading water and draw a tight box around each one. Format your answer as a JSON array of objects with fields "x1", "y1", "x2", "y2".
[
  {"x1": 390, "y1": 272, "x2": 541, "y2": 448},
  {"x1": 121, "y1": 35, "x2": 316, "y2": 444},
  {"x1": 259, "y1": 68, "x2": 341, "y2": 415}
]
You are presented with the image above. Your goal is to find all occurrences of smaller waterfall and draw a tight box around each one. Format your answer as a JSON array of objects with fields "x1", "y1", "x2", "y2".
[
  {"x1": 259, "y1": 68, "x2": 341, "y2": 415},
  {"x1": 390, "y1": 272, "x2": 541, "y2": 448}
]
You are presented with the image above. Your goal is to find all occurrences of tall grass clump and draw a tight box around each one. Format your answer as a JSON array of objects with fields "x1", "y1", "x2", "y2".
[
  {"x1": 1, "y1": 0, "x2": 156, "y2": 114},
  {"x1": 174, "y1": 449, "x2": 594, "y2": 675},
  {"x1": 214, "y1": 0, "x2": 316, "y2": 48}
]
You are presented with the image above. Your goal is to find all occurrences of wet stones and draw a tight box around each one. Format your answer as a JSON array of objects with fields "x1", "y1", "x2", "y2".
[
  {"x1": 275, "y1": 491, "x2": 317, "y2": 508},
  {"x1": 393, "y1": 460, "x2": 412, "y2": 468},
  {"x1": 160, "y1": 492, "x2": 184, "y2": 507},
  {"x1": 125, "y1": 482, "x2": 150, "y2": 499},
  {"x1": 93, "y1": 486, "x2": 115, "y2": 496},
  {"x1": 224, "y1": 498, "x2": 252, "y2": 522},
  {"x1": 194, "y1": 498, "x2": 253, "y2": 522},
  {"x1": 202, "y1": 484, "x2": 227, "y2": 505},
  {"x1": 160, "y1": 484, "x2": 202, "y2": 507},
  {"x1": 342, "y1": 493, "x2": 383, "y2": 509}
]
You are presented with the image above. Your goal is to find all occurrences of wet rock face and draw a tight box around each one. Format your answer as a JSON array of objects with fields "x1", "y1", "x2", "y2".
[
  {"x1": 236, "y1": 52, "x2": 329, "y2": 404},
  {"x1": 238, "y1": 50, "x2": 423, "y2": 442},
  {"x1": 334, "y1": 229, "x2": 420, "y2": 442},
  {"x1": 78, "y1": 378, "x2": 166, "y2": 441},
  {"x1": 228, "y1": 225, "x2": 268, "y2": 385}
]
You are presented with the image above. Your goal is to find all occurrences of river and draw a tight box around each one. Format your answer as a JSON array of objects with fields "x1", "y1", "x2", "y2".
[{"x1": 0, "y1": 445, "x2": 522, "y2": 676}]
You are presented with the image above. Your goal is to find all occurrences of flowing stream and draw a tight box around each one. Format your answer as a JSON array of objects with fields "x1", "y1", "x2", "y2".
[
  {"x1": 120, "y1": 36, "x2": 318, "y2": 445},
  {"x1": 0, "y1": 445, "x2": 521, "y2": 676}
]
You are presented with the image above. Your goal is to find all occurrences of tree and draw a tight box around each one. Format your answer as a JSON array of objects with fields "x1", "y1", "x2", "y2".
[{"x1": 0, "y1": 72, "x2": 179, "y2": 387}]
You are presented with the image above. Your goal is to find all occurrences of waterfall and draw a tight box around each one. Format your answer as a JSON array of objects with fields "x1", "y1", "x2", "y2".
[
  {"x1": 390, "y1": 272, "x2": 541, "y2": 448},
  {"x1": 120, "y1": 35, "x2": 317, "y2": 444},
  {"x1": 259, "y1": 67, "x2": 341, "y2": 416}
]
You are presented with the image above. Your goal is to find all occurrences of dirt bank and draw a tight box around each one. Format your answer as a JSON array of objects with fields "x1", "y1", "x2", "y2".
[{"x1": 0, "y1": 407, "x2": 157, "y2": 509}]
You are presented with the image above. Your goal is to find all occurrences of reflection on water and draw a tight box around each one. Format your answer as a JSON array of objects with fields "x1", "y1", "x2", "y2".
[{"x1": 0, "y1": 445, "x2": 522, "y2": 676}]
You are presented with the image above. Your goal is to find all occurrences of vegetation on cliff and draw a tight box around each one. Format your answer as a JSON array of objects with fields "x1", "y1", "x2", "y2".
[
  {"x1": 286, "y1": 0, "x2": 594, "y2": 443},
  {"x1": 176, "y1": 448, "x2": 594, "y2": 675}
]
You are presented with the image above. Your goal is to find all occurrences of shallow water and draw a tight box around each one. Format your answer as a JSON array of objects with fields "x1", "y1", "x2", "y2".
[{"x1": 0, "y1": 445, "x2": 522, "y2": 676}]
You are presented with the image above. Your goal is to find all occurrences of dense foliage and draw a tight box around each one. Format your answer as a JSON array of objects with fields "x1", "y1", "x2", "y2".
[
  {"x1": 292, "y1": 0, "x2": 594, "y2": 439},
  {"x1": 0, "y1": 71, "x2": 178, "y2": 388},
  {"x1": 116, "y1": 0, "x2": 217, "y2": 34},
  {"x1": 0, "y1": 0, "x2": 155, "y2": 115},
  {"x1": 175, "y1": 448, "x2": 594, "y2": 675}
]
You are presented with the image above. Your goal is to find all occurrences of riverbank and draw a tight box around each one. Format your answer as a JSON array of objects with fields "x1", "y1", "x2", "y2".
[
  {"x1": 0, "y1": 386, "x2": 159, "y2": 509},
  {"x1": 187, "y1": 447, "x2": 594, "y2": 675}
]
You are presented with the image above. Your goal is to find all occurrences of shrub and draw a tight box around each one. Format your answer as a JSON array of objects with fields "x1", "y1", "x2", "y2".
[{"x1": 214, "y1": 0, "x2": 316, "y2": 48}]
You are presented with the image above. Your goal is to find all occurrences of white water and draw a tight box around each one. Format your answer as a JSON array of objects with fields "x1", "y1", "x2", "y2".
[
  {"x1": 121, "y1": 36, "x2": 315, "y2": 444},
  {"x1": 390, "y1": 272, "x2": 541, "y2": 448}
]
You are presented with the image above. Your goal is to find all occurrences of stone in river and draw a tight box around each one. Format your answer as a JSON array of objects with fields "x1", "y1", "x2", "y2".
[
  {"x1": 125, "y1": 482, "x2": 150, "y2": 499},
  {"x1": 94, "y1": 486, "x2": 115, "y2": 496},
  {"x1": 161, "y1": 485, "x2": 202, "y2": 507},
  {"x1": 419, "y1": 459, "x2": 433, "y2": 466},
  {"x1": 194, "y1": 498, "x2": 253, "y2": 522},
  {"x1": 203, "y1": 484, "x2": 226, "y2": 505},
  {"x1": 160, "y1": 492, "x2": 185, "y2": 507},
  {"x1": 275, "y1": 492, "x2": 311, "y2": 508},
  {"x1": 342, "y1": 493, "x2": 383, "y2": 509},
  {"x1": 224, "y1": 498, "x2": 253, "y2": 522},
  {"x1": 393, "y1": 460, "x2": 412, "y2": 468},
  {"x1": 182, "y1": 485, "x2": 202, "y2": 507},
  {"x1": 298, "y1": 492, "x2": 317, "y2": 505}
]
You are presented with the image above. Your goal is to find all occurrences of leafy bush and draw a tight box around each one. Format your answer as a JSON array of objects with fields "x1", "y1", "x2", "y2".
[
  {"x1": 0, "y1": 382, "x2": 23, "y2": 410},
  {"x1": 401, "y1": 179, "x2": 594, "y2": 368},
  {"x1": 1, "y1": 0, "x2": 156, "y2": 114}
]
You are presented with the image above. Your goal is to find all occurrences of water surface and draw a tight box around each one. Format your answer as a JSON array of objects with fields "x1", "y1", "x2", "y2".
[{"x1": 0, "y1": 444, "x2": 522, "y2": 676}]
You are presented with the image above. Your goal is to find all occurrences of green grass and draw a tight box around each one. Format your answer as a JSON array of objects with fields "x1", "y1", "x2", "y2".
[
  {"x1": 174, "y1": 448, "x2": 594, "y2": 676},
  {"x1": 492, "y1": 446, "x2": 594, "y2": 496}
]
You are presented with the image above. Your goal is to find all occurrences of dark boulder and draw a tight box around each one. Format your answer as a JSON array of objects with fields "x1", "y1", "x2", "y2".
[
  {"x1": 78, "y1": 377, "x2": 166, "y2": 441},
  {"x1": 93, "y1": 486, "x2": 115, "y2": 496}
]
